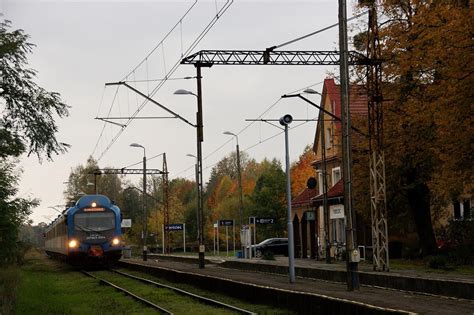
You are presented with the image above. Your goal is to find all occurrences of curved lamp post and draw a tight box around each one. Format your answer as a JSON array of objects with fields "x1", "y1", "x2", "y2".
[
  {"x1": 223, "y1": 131, "x2": 244, "y2": 229},
  {"x1": 130, "y1": 142, "x2": 148, "y2": 261},
  {"x1": 174, "y1": 87, "x2": 205, "y2": 269}
]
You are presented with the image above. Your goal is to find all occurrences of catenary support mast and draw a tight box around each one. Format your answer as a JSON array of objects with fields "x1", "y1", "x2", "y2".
[{"x1": 366, "y1": 2, "x2": 389, "y2": 272}]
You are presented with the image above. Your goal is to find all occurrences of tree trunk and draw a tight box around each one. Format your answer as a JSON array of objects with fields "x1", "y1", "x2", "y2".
[{"x1": 407, "y1": 183, "x2": 437, "y2": 256}]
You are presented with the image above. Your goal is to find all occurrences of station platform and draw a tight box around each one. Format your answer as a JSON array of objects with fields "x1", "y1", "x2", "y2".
[{"x1": 120, "y1": 254, "x2": 474, "y2": 314}]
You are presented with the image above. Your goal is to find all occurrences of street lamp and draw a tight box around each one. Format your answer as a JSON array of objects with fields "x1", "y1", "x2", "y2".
[
  {"x1": 130, "y1": 142, "x2": 148, "y2": 261},
  {"x1": 186, "y1": 153, "x2": 200, "y2": 243},
  {"x1": 280, "y1": 114, "x2": 296, "y2": 283},
  {"x1": 303, "y1": 88, "x2": 322, "y2": 95},
  {"x1": 303, "y1": 89, "x2": 331, "y2": 264},
  {"x1": 223, "y1": 131, "x2": 244, "y2": 229},
  {"x1": 174, "y1": 86, "x2": 205, "y2": 269},
  {"x1": 174, "y1": 89, "x2": 197, "y2": 96}
]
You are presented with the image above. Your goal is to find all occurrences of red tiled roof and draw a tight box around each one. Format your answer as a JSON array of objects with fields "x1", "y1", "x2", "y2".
[
  {"x1": 292, "y1": 179, "x2": 345, "y2": 208},
  {"x1": 323, "y1": 78, "x2": 368, "y2": 132},
  {"x1": 313, "y1": 78, "x2": 367, "y2": 154},
  {"x1": 291, "y1": 187, "x2": 319, "y2": 208},
  {"x1": 312, "y1": 178, "x2": 344, "y2": 201}
]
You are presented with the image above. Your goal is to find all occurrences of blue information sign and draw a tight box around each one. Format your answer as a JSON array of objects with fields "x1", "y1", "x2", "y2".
[
  {"x1": 165, "y1": 224, "x2": 184, "y2": 231},
  {"x1": 219, "y1": 220, "x2": 234, "y2": 226},
  {"x1": 256, "y1": 217, "x2": 275, "y2": 224}
]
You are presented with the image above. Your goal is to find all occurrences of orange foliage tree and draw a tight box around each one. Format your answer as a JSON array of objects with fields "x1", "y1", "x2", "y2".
[
  {"x1": 356, "y1": 0, "x2": 473, "y2": 255},
  {"x1": 290, "y1": 144, "x2": 316, "y2": 198}
]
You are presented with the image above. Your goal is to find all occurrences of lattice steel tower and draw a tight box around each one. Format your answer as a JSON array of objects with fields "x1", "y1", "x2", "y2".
[{"x1": 366, "y1": 2, "x2": 389, "y2": 271}]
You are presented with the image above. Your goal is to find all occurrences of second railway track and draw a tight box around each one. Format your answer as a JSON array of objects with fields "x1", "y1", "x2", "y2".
[{"x1": 81, "y1": 268, "x2": 256, "y2": 315}]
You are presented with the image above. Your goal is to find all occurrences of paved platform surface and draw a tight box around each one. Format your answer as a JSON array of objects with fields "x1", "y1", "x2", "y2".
[{"x1": 122, "y1": 255, "x2": 474, "y2": 315}]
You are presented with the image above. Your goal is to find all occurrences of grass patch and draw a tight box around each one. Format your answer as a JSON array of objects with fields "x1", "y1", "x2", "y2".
[
  {"x1": 389, "y1": 259, "x2": 474, "y2": 276},
  {"x1": 0, "y1": 265, "x2": 21, "y2": 314},
  {"x1": 14, "y1": 249, "x2": 157, "y2": 314},
  {"x1": 118, "y1": 268, "x2": 296, "y2": 314},
  {"x1": 94, "y1": 271, "x2": 237, "y2": 314}
]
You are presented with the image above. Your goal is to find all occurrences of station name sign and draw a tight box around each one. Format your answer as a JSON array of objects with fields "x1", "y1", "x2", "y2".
[
  {"x1": 165, "y1": 224, "x2": 184, "y2": 231},
  {"x1": 250, "y1": 217, "x2": 275, "y2": 224},
  {"x1": 219, "y1": 220, "x2": 234, "y2": 226}
]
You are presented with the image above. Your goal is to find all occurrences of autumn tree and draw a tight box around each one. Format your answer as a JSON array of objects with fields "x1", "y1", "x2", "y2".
[
  {"x1": 290, "y1": 144, "x2": 316, "y2": 197},
  {"x1": 357, "y1": 0, "x2": 473, "y2": 255}
]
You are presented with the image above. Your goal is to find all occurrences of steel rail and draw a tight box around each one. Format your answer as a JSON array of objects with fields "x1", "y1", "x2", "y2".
[
  {"x1": 80, "y1": 270, "x2": 173, "y2": 314},
  {"x1": 112, "y1": 269, "x2": 256, "y2": 315}
]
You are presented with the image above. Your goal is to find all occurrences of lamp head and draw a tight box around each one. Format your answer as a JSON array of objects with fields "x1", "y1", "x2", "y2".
[
  {"x1": 223, "y1": 131, "x2": 236, "y2": 136},
  {"x1": 174, "y1": 89, "x2": 196, "y2": 96},
  {"x1": 186, "y1": 154, "x2": 196, "y2": 158},
  {"x1": 303, "y1": 88, "x2": 322, "y2": 95},
  {"x1": 279, "y1": 114, "x2": 293, "y2": 126},
  {"x1": 130, "y1": 143, "x2": 144, "y2": 149}
]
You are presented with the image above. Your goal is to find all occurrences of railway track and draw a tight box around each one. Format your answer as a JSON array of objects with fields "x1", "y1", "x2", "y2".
[
  {"x1": 81, "y1": 270, "x2": 173, "y2": 314},
  {"x1": 81, "y1": 269, "x2": 256, "y2": 315}
]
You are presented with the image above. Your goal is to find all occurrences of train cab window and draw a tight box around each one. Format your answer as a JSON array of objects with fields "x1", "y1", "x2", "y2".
[{"x1": 74, "y1": 212, "x2": 115, "y2": 231}]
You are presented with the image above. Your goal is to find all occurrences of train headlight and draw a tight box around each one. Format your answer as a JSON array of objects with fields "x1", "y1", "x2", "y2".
[
  {"x1": 91, "y1": 202, "x2": 97, "y2": 207},
  {"x1": 112, "y1": 237, "x2": 120, "y2": 246},
  {"x1": 68, "y1": 239, "x2": 78, "y2": 248}
]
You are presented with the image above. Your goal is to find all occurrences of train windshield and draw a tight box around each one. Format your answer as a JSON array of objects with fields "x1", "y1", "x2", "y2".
[{"x1": 74, "y1": 212, "x2": 115, "y2": 231}]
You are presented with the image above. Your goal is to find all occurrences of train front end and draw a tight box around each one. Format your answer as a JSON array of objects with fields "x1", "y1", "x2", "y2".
[{"x1": 67, "y1": 195, "x2": 123, "y2": 263}]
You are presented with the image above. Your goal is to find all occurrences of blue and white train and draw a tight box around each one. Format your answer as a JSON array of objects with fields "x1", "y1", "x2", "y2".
[{"x1": 45, "y1": 194, "x2": 123, "y2": 263}]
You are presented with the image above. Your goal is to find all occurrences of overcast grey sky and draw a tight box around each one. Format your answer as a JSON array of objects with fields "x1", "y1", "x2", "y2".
[{"x1": 2, "y1": 0, "x2": 365, "y2": 224}]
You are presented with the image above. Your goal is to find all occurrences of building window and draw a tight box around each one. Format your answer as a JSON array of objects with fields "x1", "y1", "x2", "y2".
[
  {"x1": 326, "y1": 128, "x2": 332, "y2": 149},
  {"x1": 331, "y1": 218, "x2": 345, "y2": 244},
  {"x1": 464, "y1": 200, "x2": 471, "y2": 219},
  {"x1": 453, "y1": 199, "x2": 472, "y2": 220},
  {"x1": 332, "y1": 167, "x2": 341, "y2": 186},
  {"x1": 318, "y1": 172, "x2": 324, "y2": 195}
]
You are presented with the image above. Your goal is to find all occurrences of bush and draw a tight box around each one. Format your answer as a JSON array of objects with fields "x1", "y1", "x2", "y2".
[
  {"x1": 437, "y1": 220, "x2": 474, "y2": 266},
  {"x1": 262, "y1": 251, "x2": 275, "y2": 260},
  {"x1": 0, "y1": 266, "x2": 20, "y2": 314},
  {"x1": 426, "y1": 255, "x2": 449, "y2": 270}
]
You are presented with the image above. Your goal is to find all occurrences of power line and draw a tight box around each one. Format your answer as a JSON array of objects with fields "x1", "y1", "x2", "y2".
[
  {"x1": 94, "y1": 1, "x2": 234, "y2": 161},
  {"x1": 170, "y1": 80, "x2": 324, "y2": 179},
  {"x1": 120, "y1": 0, "x2": 198, "y2": 81},
  {"x1": 266, "y1": 10, "x2": 368, "y2": 51}
]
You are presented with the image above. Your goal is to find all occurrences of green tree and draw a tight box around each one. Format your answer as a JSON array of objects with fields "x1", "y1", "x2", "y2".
[
  {"x1": 0, "y1": 20, "x2": 69, "y2": 264},
  {"x1": 250, "y1": 159, "x2": 286, "y2": 239}
]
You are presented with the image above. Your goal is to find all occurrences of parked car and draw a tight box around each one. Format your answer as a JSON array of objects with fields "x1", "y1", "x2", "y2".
[{"x1": 251, "y1": 238, "x2": 288, "y2": 258}]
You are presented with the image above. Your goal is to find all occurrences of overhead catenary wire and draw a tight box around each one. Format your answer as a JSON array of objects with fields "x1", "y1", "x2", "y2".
[
  {"x1": 122, "y1": 152, "x2": 165, "y2": 170},
  {"x1": 266, "y1": 10, "x2": 368, "y2": 51},
  {"x1": 120, "y1": 0, "x2": 198, "y2": 81},
  {"x1": 92, "y1": 85, "x2": 120, "y2": 157},
  {"x1": 172, "y1": 80, "x2": 323, "y2": 179},
  {"x1": 171, "y1": 116, "x2": 318, "y2": 180},
  {"x1": 94, "y1": 0, "x2": 234, "y2": 161}
]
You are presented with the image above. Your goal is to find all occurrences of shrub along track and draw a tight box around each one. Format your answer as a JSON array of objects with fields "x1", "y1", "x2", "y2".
[{"x1": 81, "y1": 269, "x2": 255, "y2": 315}]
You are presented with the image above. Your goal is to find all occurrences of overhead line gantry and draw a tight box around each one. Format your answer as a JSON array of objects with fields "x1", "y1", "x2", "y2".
[
  {"x1": 181, "y1": 50, "x2": 372, "y2": 66},
  {"x1": 181, "y1": 45, "x2": 388, "y2": 273}
]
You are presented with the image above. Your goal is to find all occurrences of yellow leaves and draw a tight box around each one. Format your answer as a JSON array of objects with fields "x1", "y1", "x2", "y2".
[{"x1": 290, "y1": 145, "x2": 316, "y2": 197}]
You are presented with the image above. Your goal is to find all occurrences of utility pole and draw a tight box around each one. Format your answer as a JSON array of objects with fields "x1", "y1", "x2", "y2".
[
  {"x1": 236, "y1": 142, "x2": 244, "y2": 228},
  {"x1": 196, "y1": 64, "x2": 205, "y2": 269},
  {"x1": 319, "y1": 110, "x2": 331, "y2": 264},
  {"x1": 339, "y1": 0, "x2": 359, "y2": 290},
  {"x1": 162, "y1": 153, "x2": 170, "y2": 254}
]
